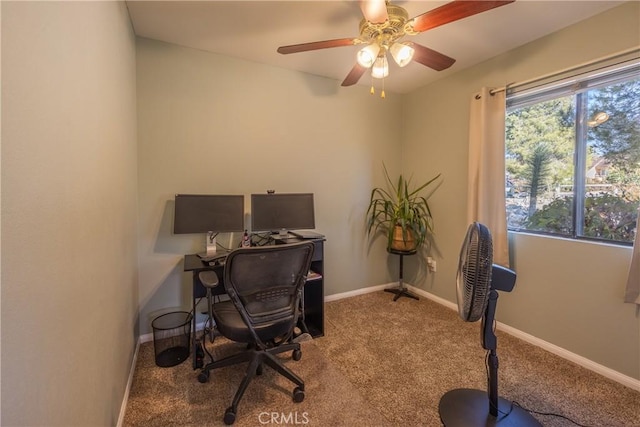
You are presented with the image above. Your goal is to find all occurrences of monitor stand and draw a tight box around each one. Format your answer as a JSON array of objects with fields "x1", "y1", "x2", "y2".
[
  {"x1": 277, "y1": 229, "x2": 289, "y2": 239},
  {"x1": 271, "y1": 229, "x2": 296, "y2": 239},
  {"x1": 198, "y1": 231, "x2": 218, "y2": 258}
]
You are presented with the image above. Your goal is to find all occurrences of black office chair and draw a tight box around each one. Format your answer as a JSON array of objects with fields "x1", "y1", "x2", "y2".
[{"x1": 197, "y1": 241, "x2": 315, "y2": 425}]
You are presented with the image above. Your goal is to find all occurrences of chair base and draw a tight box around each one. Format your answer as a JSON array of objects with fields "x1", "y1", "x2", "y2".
[
  {"x1": 199, "y1": 342, "x2": 305, "y2": 425},
  {"x1": 385, "y1": 286, "x2": 420, "y2": 301}
]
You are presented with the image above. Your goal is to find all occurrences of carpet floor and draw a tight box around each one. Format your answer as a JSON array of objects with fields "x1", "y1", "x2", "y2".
[
  {"x1": 123, "y1": 338, "x2": 386, "y2": 427},
  {"x1": 123, "y1": 291, "x2": 640, "y2": 426}
]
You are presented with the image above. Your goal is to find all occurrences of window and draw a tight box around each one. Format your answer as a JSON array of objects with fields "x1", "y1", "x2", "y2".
[{"x1": 505, "y1": 62, "x2": 640, "y2": 244}]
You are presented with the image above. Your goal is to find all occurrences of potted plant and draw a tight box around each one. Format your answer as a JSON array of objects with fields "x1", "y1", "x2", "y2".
[{"x1": 366, "y1": 164, "x2": 441, "y2": 252}]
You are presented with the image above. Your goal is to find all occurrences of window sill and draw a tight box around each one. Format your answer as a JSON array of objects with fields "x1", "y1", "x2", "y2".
[{"x1": 507, "y1": 229, "x2": 633, "y2": 249}]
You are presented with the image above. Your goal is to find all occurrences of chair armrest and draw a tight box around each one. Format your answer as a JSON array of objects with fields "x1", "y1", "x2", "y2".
[{"x1": 199, "y1": 270, "x2": 220, "y2": 289}]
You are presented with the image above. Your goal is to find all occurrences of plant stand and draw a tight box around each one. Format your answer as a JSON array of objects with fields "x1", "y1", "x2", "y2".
[{"x1": 385, "y1": 248, "x2": 419, "y2": 301}]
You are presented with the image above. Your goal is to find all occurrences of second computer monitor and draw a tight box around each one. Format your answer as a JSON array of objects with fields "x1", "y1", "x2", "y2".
[{"x1": 251, "y1": 193, "x2": 315, "y2": 234}]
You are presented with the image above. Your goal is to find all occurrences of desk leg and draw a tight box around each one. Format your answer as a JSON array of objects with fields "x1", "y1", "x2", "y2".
[
  {"x1": 297, "y1": 287, "x2": 309, "y2": 335},
  {"x1": 385, "y1": 254, "x2": 420, "y2": 301},
  {"x1": 192, "y1": 287, "x2": 199, "y2": 370}
]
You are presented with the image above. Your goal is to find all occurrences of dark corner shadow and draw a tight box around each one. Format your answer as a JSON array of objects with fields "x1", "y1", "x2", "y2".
[
  {"x1": 140, "y1": 260, "x2": 192, "y2": 331},
  {"x1": 154, "y1": 199, "x2": 177, "y2": 253},
  {"x1": 365, "y1": 231, "x2": 385, "y2": 256},
  {"x1": 154, "y1": 199, "x2": 198, "y2": 254},
  {"x1": 300, "y1": 72, "x2": 342, "y2": 97}
]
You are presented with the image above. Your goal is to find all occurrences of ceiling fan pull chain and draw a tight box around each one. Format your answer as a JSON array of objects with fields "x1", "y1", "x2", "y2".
[
  {"x1": 370, "y1": 73, "x2": 375, "y2": 95},
  {"x1": 381, "y1": 76, "x2": 386, "y2": 99}
]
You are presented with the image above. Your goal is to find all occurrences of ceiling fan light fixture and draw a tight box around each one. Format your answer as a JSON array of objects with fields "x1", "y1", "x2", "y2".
[
  {"x1": 371, "y1": 55, "x2": 389, "y2": 79},
  {"x1": 357, "y1": 43, "x2": 381, "y2": 68},
  {"x1": 390, "y1": 42, "x2": 414, "y2": 67}
]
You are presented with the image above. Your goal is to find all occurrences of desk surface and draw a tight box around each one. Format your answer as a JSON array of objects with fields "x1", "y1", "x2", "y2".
[
  {"x1": 184, "y1": 254, "x2": 223, "y2": 272},
  {"x1": 184, "y1": 237, "x2": 325, "y2": 272}
]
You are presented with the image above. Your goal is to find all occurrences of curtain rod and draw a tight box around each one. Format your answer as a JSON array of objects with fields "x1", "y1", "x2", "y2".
[{"x1": 490, "y1": 46, "x2": 640, "y2": 95}]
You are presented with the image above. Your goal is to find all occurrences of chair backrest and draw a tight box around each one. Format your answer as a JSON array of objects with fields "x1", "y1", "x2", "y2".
[{"x1": 223, "y1": 241, "x2": 314, "y2": 334}]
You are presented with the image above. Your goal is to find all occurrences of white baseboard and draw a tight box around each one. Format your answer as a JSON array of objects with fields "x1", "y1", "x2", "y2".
[
  {"x1": 324, "y1": 283, "x2": 391, "y2": 302},
  {"x1": 495, "y1": 321, "x2": 640, "y2": 392},
  {"x1": 139, "y1": 320, "x2": 209, "y2": 344},
  {"x1": 116, "y1": 339, "x2": 141, "y2": 427},
  {"x1": 139, "y1": 331, "x2": 153, "y2": 344},
  {"x1": 118, "y1": 319, "x2": 208, "y2": 425},
  {"x1": 407, "y1": 285, "x2": 640, "y2": 392}
]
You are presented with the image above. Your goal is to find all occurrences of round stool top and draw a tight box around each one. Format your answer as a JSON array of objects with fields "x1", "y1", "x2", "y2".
[
  {"x1": 387, "y1": 247, "x2": 417, "y2": 256},
  {"x1": 198, "y1": 270, "x2": 219, "y2": 288}
]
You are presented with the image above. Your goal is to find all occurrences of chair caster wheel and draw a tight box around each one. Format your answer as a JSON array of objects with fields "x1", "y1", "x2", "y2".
[
  {"x1": 292, "y1": 349, "x2": 302, "y2": 361},
  {"x1": 293, "y1": 386, "x2": 305, "y2": 403},
  {"x1": 197, "y1": 370, "x2": 210, "y2": 383},
  {"x1": 223, "y1": 407, "x2": 236, "y2": 425}
]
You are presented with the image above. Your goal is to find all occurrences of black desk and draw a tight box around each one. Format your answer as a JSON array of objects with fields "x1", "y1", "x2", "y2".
[
  {"x1": 184, "y1": 254, "x2": 226, "y2": 299},
  {"x1": 184, "y1": 236, "x2": 326, "y2": 369},
  {"x1": 183, "y1": 254, "x2": 224, "y2": 369}
]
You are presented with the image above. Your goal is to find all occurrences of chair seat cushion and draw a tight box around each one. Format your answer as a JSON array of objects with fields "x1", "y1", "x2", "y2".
[{"x1": 213, "y1": 300, "x2": 293, "y2": 343}]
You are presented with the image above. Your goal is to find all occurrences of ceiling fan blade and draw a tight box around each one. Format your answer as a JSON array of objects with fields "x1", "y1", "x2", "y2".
[
  {"x1": 341, "y1": 63, "x2": 367, "y2": 87},
  {"x1": 406, "y1": 42, "x2": 456, "y2": 71},
  {"x1": 277, "y1": 38, "x2": 358, "y2": 54},
  {"x1": 360, "y1": 0, "x2": 388, "y2": 24},
  {"x1": 410, "y1": 0, "x2": 515, "y2": 33}
]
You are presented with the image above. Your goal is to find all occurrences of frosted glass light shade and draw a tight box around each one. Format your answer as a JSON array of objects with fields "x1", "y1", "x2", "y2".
[
  {"x1": 390, "y1": 42, "x2": 414, "y2": 67},
  {"x1": 371, "y1": 55, "x2": 389, "y2": 79},
  {"x1": 357, "y1": 43, "x2": 381, "y2": 68}
]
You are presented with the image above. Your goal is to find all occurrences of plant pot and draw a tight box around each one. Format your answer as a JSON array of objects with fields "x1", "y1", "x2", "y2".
[{"x1": 390, "y1": 225, "x2": 416, "y2": 251}]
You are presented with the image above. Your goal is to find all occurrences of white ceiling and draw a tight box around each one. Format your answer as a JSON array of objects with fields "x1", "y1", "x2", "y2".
[{"x1": 126, "y1": 1, "x2": 624, "y2": 94}]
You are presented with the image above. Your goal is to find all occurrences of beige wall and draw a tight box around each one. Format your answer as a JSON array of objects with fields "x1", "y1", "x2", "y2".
[
  {"x1": 1, "y1": 2, "x2": 138, "y2": 425},
  {"x1": 403, "y1": 2, "x2": 639, "y2": 380},
  {"x1": 136, "y1": 38, "x2": 403, "y2": 335},
  {"x1": 1, "y1": 3, "x2": 638, "y2": 425}
]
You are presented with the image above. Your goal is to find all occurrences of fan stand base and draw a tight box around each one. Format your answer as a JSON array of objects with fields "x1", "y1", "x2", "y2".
[
  {"x1": 384, "y1": 287, "x2": 419, "y2": 301},
  {"x1": 439, "y1": 389, "x2": 542, "y2": 427}
]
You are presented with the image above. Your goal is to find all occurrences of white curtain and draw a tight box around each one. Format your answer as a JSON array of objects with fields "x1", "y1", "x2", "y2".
[
  {"x1": 624, "y1": 207, "x2": 640, "y2": 304},
  {"x1": 467, "y1": 87, "x2": 509, "y2": 267}
]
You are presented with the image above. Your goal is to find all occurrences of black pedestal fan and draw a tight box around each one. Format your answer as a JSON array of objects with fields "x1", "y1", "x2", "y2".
[{"x1": 438, "y1": 222, "x2": 541, "y2": 427}]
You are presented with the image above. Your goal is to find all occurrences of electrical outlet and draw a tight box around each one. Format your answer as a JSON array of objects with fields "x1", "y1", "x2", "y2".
[{"x1": 427, "y1": 257, "x2": 437, "y2": 272}]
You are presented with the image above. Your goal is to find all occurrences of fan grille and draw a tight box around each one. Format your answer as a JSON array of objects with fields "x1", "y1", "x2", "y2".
[{"x1": 457, "y1": 223, "x2": 493, "y2": 322}]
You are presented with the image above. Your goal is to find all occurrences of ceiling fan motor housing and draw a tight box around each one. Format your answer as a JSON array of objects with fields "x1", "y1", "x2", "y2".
[{"x1": 358, "y1": 3, "x2": 416, "y2": 50}]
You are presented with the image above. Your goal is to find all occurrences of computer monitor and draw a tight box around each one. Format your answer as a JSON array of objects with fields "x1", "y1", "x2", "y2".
[
  {"x1": 174, "y1": 194, "x2": 244, "y2": 255},
  {"x1": 251, "y1": 193, "x2": 315, "y2": 236}
]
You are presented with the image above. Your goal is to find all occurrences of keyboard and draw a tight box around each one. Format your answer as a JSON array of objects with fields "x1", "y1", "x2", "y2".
[
  {"x1": 207, "y1": 257, "x2": 226, "y2": 266},
  {"x1": 198, "y1": 252, "x2": 229, "y2": 263},
  {"x1": 290, "y1": 230, "x2": 325, "y2": 239}
]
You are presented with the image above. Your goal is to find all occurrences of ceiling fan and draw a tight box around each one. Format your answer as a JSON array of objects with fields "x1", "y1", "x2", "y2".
[{"x1": 277, "y1": 0, "x2": 515, "y2": 91}]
